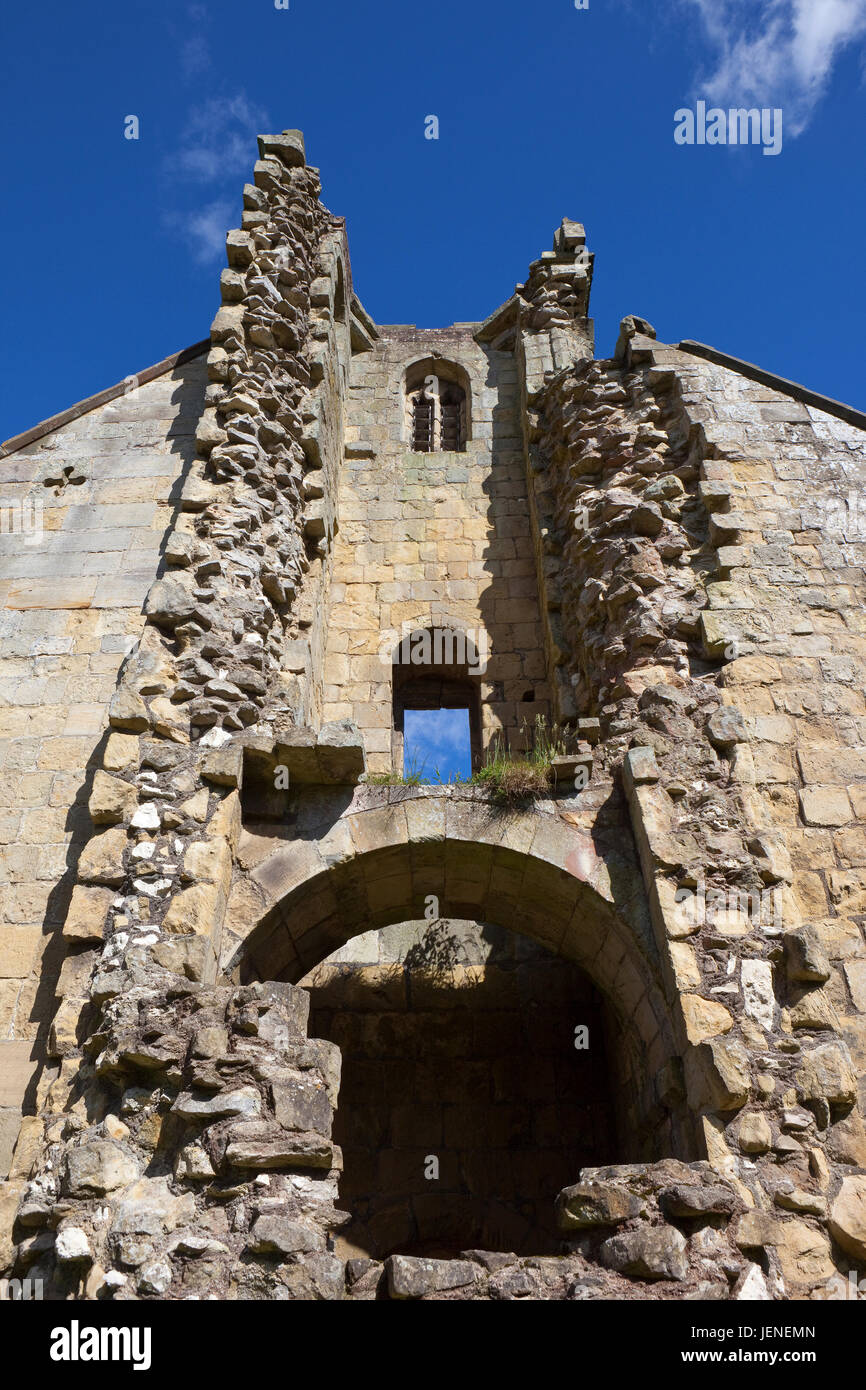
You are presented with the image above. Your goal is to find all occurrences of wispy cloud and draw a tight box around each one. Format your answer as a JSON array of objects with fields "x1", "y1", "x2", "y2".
[
  {"x1": 405, "y1": 708, "x2": 472, "y2": 780},
  {"x1": 682, "y1": 0, "x2": 866, "y2": 135},
  {"x1": 166, "y1": 93, "x2": 269, "y2": 183},
  {"x1": 178, "y1": 3, "x2": 212, "y2": 80},
  {"x1": 163, "y1": 197, "x2": 236, "y2": 265},
  {"x1": 162, "y1": 91, "x2": 270, "y2": 264}
]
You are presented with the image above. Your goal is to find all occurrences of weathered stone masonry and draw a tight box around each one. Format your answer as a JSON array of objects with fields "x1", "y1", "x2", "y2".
[
  {"x1": 1, "y1": 127, "x2": 865, "y2": 1299},
  {"x1": 0, "y1": 346, "x2": 208, "y2": 1180}
]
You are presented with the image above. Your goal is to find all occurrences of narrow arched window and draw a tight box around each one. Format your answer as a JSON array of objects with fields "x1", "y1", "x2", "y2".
[
  {"x1": 405, "y1": 363, "x2": 469, "y2": 453},
  {"x1": 391, "y1": 627, "x2": 483, "y2": 777}
]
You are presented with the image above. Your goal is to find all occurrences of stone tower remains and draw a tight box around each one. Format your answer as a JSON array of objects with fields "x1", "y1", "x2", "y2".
[{"x1": 1, "y1": 129, "x2": 865, "y2": 1301}]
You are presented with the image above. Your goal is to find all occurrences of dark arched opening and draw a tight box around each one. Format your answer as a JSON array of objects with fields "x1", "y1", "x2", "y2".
[
  {"x1": 300, "y1": 918, "x2": 617, "y2": 1260},
  {"x1": 391, "y1": 627, "x2": 484, "y2": 774}
]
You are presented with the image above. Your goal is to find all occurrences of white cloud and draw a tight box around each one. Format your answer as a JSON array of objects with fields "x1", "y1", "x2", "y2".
[
  {"x1": 682, "y1": 0, "x2": 866, "y2": 134},
  {"x1": 164, "y1": 198, "x2": 236, "y2": 265},
  {"x1": 179, "y1": 3, "x2": 212, "y2": 79},
  {"x1": 161, "y1": 91, "x2": 270, "y2": 264},
  {"x1": 165, "y1": 93, "x2": 269, "y2": 183},
  {"x1": 186, "y1": 200, "x2": 233, "y2": 263}
]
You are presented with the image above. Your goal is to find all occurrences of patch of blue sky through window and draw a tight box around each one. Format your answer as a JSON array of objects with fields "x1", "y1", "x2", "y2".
[{"x1": 403, "y1": 708, "x2": 472, "y2": 783}]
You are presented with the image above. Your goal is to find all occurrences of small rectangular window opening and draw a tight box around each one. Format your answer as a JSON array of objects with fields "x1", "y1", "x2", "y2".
[
  {"x1": 440, "y1": 402, "x2": 462, "y2": 451},
  {"x1": 412, "y1": 396, "x2": 435, "y2": 452},
  {"x1": 403, "y1": 706, "x2": 472, "y2": 783}
]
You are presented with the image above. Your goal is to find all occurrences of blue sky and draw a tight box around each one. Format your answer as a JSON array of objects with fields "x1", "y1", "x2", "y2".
[
  {"x1": 2, "y1": 0, "x2": 866, "y2": 444},
  {"x1": 404, "y1": 709, "x2": 473, "y2": 782}
]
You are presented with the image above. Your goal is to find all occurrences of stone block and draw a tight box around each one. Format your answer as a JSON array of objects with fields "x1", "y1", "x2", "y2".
[
  {"x1": 798, "y1": 746, "x2": 866, "y2": 785},
  {"x1": 387, "y1": 1255, "x2": 479, "y2": 1299},
  {"x1": 258, "y1": 130, "x2": 306, "y2": 166},
  {"x1": 6, "y1": 579, "x2": 96, "y2": 610},
  {"x1": 77, "y1": 827, "x2": 128, "y2": 886},
  {"x1": 785, "y1": 927, "x2": 831, "y2": 983},
  {"x1": 223, "y1": 1123, "x2": 335, "y2": 1169},
  {"x1": 0, "y1": 926, "x2": 41, "y2": 978},
  {"x1": 828, "y1": 1176, "x2": 866, "y2": 1262},
  {"x1": 684, "y1": 1036, "x2": 751, "y2": 1111},
  {"x1": 201, "y1": 742, "x2": 244, "y2": 788},
  {"x1": 796, "y1": 1043, "x2": 857, "y2": 1107},
  {"x1": 658, "y1": 1183, "x2": 738, "y2": 1218},
  {"x1": 623, "y1": 746, "x2": 660, "y2": 788},
  {"x1": 741, "y1": 960, "x2": 775, "y2": 1031},
  {"x1": 88, "y1": 771, "x2": 137, "y2": 825},
  {"x1": 844, "y1": 960, "x2": 866, "y2": 1013},
  {"x1": 0, "y1": 1109, "x2": 22, "y2": 1178},
  {"x1": 247, "y1": 1215, "x2": 323, "y2": 1256},
  {"x1": 272, "y1": 1078, "x2": 332, "y2": 1136},
  {"x1": 681, "y1": 995, "x2": 734, "y2": 1044},
  {"x1": 0, "y1": 1040, "x2": 35, "y2": 1108},
  {"x1": 162, "y1": 883, "x2": 223, "y2": 938},
  {"x1": 738, "y1": 1112, "x2": 772, "y2": 1154},
  {"x1": 182, "y1": 837, "x2": 232, "y2": 893},
  {"x1": 111, "y1": 1176, "x2": 195, "y2": 1233},
  {"x1": 144, "y1": 571, "x2": 200, "y2": 630},
  {"x1": 555, "y1": 1181, "x2": 644, "y2": 1230},
  {"x1": 600, "y1": 1226, "x2": 688, "y2": 1281},
  {"x1": 108, "y1": 687, "x2": 149, "y2": 732},
  {"x1": 63, "y1": 885, "x2": 113, "y2": 943},
  {"x1": 799, "y1": 786, "x2": 852, "y2": 827},
  {"x1": 64, "y1": 1141, "x2": 140, "y2": 1196},
  {"x1": 707, "y1": 707, "x2": 747, "y2": 749}
]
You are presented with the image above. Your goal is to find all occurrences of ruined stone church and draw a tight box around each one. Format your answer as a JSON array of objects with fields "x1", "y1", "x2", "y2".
[{"x1": 1, "y1": 128, "x2": 865, "y2": 1301}]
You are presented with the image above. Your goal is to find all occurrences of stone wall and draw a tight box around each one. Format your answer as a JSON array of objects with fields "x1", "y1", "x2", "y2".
[
  {"x1": 0, "y1": 351, "x2": 207, "y2": 1178},
  {"x1": 513, "y1": 322, "x2": 866, "y2": 1293},
  {"x1": 0, "y1": 128, "x2": 361, "y2": 1291},
  {"x1": 322, "y1": 326, "x2": 550, "y2": 773},
  {"x1": 1, "y1": 126, "x2": 865, "y2": 1302}
]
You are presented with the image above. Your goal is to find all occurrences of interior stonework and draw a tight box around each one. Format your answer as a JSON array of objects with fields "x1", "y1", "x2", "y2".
[
  {"x1": 1, "y1": 126, "x2": 865, "y2": 1301},
  {"x1": 323, "y1": 324, "x2": 549, "y2": 772},
  {"x1": 302, "y1": 921, "x2": 617, "y2": 1261},
  {"x1": 227, "y1": 786, "x2": 676, "y2": 1165}
]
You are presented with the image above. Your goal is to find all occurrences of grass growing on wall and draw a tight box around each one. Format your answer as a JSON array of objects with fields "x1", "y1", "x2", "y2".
[
  {"x1": 365, "y1": 716, "x2": 577, "y2": 802},
  {"x1": 469, "y1": 715, "x2": 574, "y2": 801}
]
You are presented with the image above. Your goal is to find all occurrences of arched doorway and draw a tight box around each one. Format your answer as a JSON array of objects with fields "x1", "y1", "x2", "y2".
[{"x1": 224, "y1": 787, "x2": 696, "y2": 1257}]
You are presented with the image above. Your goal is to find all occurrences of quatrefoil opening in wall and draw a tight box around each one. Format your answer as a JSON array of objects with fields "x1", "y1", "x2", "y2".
[{"x1": 42, "y1": 464, "x2": 87, "y2": 496}]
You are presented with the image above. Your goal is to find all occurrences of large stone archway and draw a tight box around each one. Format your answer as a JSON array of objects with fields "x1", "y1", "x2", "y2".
[
  {"x1": 223, "y1": 787, "x2": 690, "y2": 1163},
  {"x1": 303, "y1": 920, "x2": 620, "y2": 1260}
]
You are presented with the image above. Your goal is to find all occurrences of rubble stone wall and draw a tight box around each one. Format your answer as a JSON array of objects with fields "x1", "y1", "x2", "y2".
[
  {"x1": 510, "y1": 321, "x2": 866, "y2": 1297},
  {"x1": 0, "y1": 129, "x2": 360, "y2": 1293},
  {"x1": 0, "y1": 353, "x2": 207, "y2": 1178}
]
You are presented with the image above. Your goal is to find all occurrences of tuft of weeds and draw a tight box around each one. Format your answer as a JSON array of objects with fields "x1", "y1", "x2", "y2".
[{"x1": 469, "y1": 715, "x2": 577, "y2": 803}]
